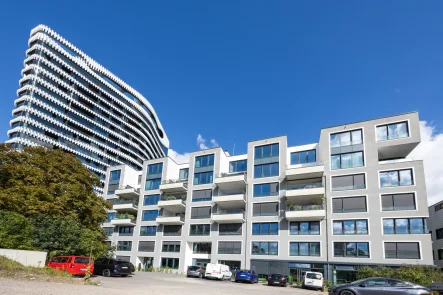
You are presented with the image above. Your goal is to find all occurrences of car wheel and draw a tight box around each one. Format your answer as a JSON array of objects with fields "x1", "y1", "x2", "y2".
[
  {"x1": 321, "y1": 288, "x2": 325, "y2": 292},
  {"x1": 340, "y1": 290, "x2": 356, "y2": 295},
  {"x1": 102, "y1": 269, "x2": 111, "y2": 277},
  {"x1": 121, "y1": 274, "x2": 128, "y2": 277}
]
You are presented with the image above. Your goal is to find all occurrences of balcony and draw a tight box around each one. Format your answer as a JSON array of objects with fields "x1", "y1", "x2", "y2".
[
  {"x1": 285, "y1": 205, "x2": 325, "y2": 221},
  {"x1": 156, "y1": 215, "x2": 185, "y2": 225},
  {"x1": 285, "y1": 182, "x2": 324, "y2": 201},
  {"x1": 214, "y1": 172, "x2": 247, "y2": 190},
  {"x1": 159, "y1": 180, "x2": 188, "y2": 193},
  {"x1": 213, "y1": 191, "x2": 246, "y2": 209},
  {"x1": 211, "y1": 209, "x2": 245, "y2": 224},
  {"x1": 110, "y1": 216, "x2": 136, "y2": 226},
  {"x1": 109, "y1": 199, "x2": 138, "y2": 214},
  {"x1": 115, "y1": 186, "x2": 140, "y2": 199},
  {"x1": 286, "y1": 163, "x2": 324, "y2": 180},
  {"x1": 158, "y1": 196, "x2": 186, "y2": 213}
]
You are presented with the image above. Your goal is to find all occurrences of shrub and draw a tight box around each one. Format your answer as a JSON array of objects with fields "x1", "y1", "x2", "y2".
[
  {"x1": 288, "y1": 275, "x2": 294, "y2": 285},
  {"x1": 357, "y1": 265, "x2": 443, "y2": 288},
  {"x1": 324, "y1": 279, "x2": 331, "y2": 290},
  {"x1": 296, "y1": 276, "x2": 301, "y2": 286},
  {"x1": 137, "y1": 264, "x2": 141, "y2": 272}
]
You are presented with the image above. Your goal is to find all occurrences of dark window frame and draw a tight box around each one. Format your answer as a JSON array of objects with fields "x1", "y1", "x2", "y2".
[
  {"x1": 384, "y1": 242, "x2": 420, "y2": 259},
  {"x1": 383, "y1": 218, "x2": 427, "y2": 234},
  {"x1": 380, "y1": 169, "x2": 414, "y2": 187},
  {"x1": 251, "y1": 241, "x2": 279, "y2": 256},
  {"x1": 289, "y1": 242, "x2": 321, "y2": 256},
  {"x1": 254, "y1": 143, "x2": 279, "y2": 160},
  {"x1": 382, "y1": 193, "x2": 416, "y2": 211},
  {"x1": 334, "y1": 242, "x2": 370, "y2": 258},
  {"x1": 333, "y1": 219, "x2": 368, "y2": 235},
  {"x1": 331, "y1": 174, "x2": 366, "y2": 191},
  {"x1": 290, "y1": 149, "x2": 316, "y2": 165},
  {"x1": 190, "y1": 224, "x2": 211, "y2": 236},
  {"x1": 289, "y1": 221, "x2": 320, "y2": 235},
  {"x1": 252, "y1": 222, "x2": 279, "y2": 235},
  {"x1": 332, "y1": 196, "x2": 367, "y2": 213}
]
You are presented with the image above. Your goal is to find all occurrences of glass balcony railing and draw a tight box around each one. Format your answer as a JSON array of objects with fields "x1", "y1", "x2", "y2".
[
  {"x1": 108, "y1": 199, "x2": 138, "y2": 208},
  {"x1": 215, "y1": 172, "x2": 246, "y2": 178},
  {"x1": 161, "y1": 179, "x2": 188, "y2": 186},
  {"x1": 286, "y1": 182, "x2": 323, "y2": 190},
  {"x1": 288, "y1": 205, "x2": 324, "y2": 211},
  {"x1": 213, "y1": 209, "x2": 245, "y2": 215},
  {"x1": 161, "y1": 195, "x2": 186, "y2": 201},
  {"x1": 214, "y1": 190, "x2": 246, "y2": 198},
  {"x1": 157, "y1": 215, "x2": 185, "y2": 221}
]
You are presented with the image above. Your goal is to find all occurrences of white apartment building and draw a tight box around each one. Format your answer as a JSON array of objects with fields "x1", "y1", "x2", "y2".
[
  {"x1": 103, "y1": 112, "x2": 432, "y2": 284},
  {"x1": 6, "y1": 25, "x2": 169, "y2": 193}
]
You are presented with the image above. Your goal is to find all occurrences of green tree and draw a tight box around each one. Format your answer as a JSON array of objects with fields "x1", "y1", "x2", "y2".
[
  {"x1": 29, "y1": 215, "x2": 113, "y2": 258},
  {"x1": 0, "y1": 211, "x2": 32, "y2": 250},
  {"x1": 0, "y1": 144, "x2": 111, "y2": 228}
]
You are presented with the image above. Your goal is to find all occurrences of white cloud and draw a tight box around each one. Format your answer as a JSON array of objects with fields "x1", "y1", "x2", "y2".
[
  {"x1": 409, "y1": 121, "x2": 443, "y2": 206},
  {"x1": 196, "y1": 134, "x2": 218, "y2": 150},
  {"x1": 168, "y1": 149, "x2": 190, "y2": 164}
]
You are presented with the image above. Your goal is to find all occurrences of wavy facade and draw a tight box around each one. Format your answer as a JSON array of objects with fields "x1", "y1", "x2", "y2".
[{"x1": 6, "y1": 25, "x2": 169, "y2": 192}]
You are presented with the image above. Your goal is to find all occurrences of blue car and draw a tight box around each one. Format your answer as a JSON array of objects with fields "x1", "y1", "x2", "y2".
[{"x1": 235, "y1": 270, "x2": 258, "y2": 283}]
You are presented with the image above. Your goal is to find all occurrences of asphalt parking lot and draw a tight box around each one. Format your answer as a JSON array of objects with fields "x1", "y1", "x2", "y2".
[{"x1": 0, "y1": 272, "x2": 325, "y2": 295}]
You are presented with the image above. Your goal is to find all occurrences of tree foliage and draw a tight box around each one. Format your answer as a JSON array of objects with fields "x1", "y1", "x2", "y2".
[
  {"x1": 357, "y1": 265, "x2": 443, "y2": 288},
  {"x1": 0, "y1": 211, "x2": 32, "y2": 250},
  {"x1": 0, "y1": 144, "x2": 111, "y2": 228}
]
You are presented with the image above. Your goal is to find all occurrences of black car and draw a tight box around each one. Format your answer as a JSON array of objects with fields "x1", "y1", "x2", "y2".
[
  {"x1": 267, "y1": 274, "x2": 288, "y2": 287},
  {"x1": 94, "y1": 258, "x2": 132, "y2": 277},
  {"x1": 329, "y1": 277, "x2": 431, "y2": 295}
]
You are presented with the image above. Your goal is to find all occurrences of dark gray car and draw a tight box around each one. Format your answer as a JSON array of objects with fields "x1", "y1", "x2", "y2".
[
  {"x1": 186, "y1": 265, "x2": 205, "y2": 278},
  {"x1": 328, "y1": 278, "x2": 431, "y2": 295}
]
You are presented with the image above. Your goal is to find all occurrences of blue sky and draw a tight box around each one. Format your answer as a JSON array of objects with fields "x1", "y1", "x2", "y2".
[{"x1": 0, "y1": 0, "x2": 442, "y2": 157}]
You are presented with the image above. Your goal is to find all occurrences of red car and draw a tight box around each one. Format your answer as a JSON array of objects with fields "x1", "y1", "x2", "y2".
[{"x1": 46, "y1": 256, "x2": 94, "y2": 275}]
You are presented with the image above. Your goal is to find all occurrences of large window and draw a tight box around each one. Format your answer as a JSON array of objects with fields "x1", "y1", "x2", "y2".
[
  {"x1": 435, "y1": 203, "x2": 443, "y2": 212},
  {"x1": 290, "y1": 221, "x2": 320, "y2": 235},
  {"x1": 230, "y1": 160, "x2": 247, "y2": 173},
  {"x1": 163, "y1": 225, "x2": 182, "y2": 236},
  {"x1": 162, "y1": 241, "x2": 180, "y2": 252},
  {"x1": 191, "y1": 206, "x2": 211, "y2": 219},
  {"x1": 384, "y1": 242, "x2": 420, "y2": 259},
  {"x1": 332, "y1": 174, "x2": 366, "y2": 191},
  {"x1": 331, "y1": 152, "x2": 364, "y2": 170},
  {"x1": 383, "y1": 218, "x2": 427, "y2": 234},
  {"x1": 334, "y1": 242, "x2": 369, "y2": 258},
  {"x1": 254, "y1": 163, "x2": 279, "y2": 178},
  {"x1": 194, "y1": 171, "x2": 213, "y2": 185},
  {"x1": 333, "y1": 220, "x2": 368, "y2": 235},
  {"x1": 251, "y1": 242, "x2": 278, "y2": 255},
  {"x1": 377, "y1": 122, "x2": 409, "y2": 141},
  {"x1": 143, "y1": 194, "x2": 160, "y2": 206},
  {"x1": 117, "y1": 241, "x2": 132, "y2": 251},
  {"x1": 252, "y1": 222, "x2": 279, "y2": 235},
  {"x1": 138, "y1": 241, "x2": 155, "y2": 252},
  {"x1": 145, "y1": 178, "x2": 161, "y2": 190},
  {"x1": 118, "y1": 226, "x2": 134, "y2": 236},
  {"x1": 109, "y1": 169, "x2": 121, "y2": 184},
  {"x1": 332, "y1": 197, "x2": 367, "y2": 213},
  {"x1": 147, "y1": 163, "x2": 163, "y2": 175},
  {"x1": 253, "y1": 183, "x2": 279, "y2": 197},
  {"x1": 219, "y1": 223, "x2": 242, "y2": 235},
  {"x1": 161, "y1": 257, "x2": 179, "y2": 269},
  {"x1": 255, "y1": 143, "x2": 279, "y2": 159},
  {"x1": 437, "y1": 228, "x2": 443, "y2": 240},
  {"x1": 179, "y1": 168, "x2": 189, "y2": 180},
  {"x1": 106, "y1": 212, "x2": 116, "y2": 222},
  {"x1": 193, "y1": 243, "x2": 212, "y2": 254},
  {"x1": 380, "y1": 169, "x2": 413, "y2": 187},
  {"x1": 382, "y1": 193, "x2": 416, "y2": 211},
  {"x1": 330, "y1": 129, "x2": 363, "y2": 148},
  {"x1": 438, "y1": 249, "x2": 443, "y2": 260},
  {"x1": 195, "y1": 154, "x2": 214, "y2": 168},
  {"x1": 218, "y1": 241, "x2": 241, "y2": 254},
  {"x1": 252, "y1": 202, "x2": 279, "y2": 216},
  {"x1": 192, "y1": 189, "x2": 212, "y2": 202},
  {"x1": 291, "y1": 150, "x2": 316, "y2": 165},
  {"x1": 142, "y1": 210, "x2": 158, "y2": 221},
  {"x1": 290, "y1": 242, "x2": 320, "y2": 256},
  {"x1": 103, "y1": 227, "x2": 114, "y2": 236},
  {"x1": 190, "y1": 224, "x2": 210, "y2": 236},
  {"x1": 140, "y1": 226, "x2": 157, "y2": 236}
]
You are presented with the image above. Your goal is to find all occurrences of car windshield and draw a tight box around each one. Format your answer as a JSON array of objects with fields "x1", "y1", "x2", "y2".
[
  {"x1": 188, "y1": 266, "x2": 199, "y2": 271},
  {"x1": 306, "y1": 273, "x2": 321, "y2": 279},
  {"x1": 239, "y1": 269, "x2": 250, "y2": 273},
  {"x1": 116, "y1": 260, "x2": 128, "y2": 265},
  {"x1": 350, "y1": 279, "x2": 367, "y2": 285},
  {"x1": 74, "y1": 257, "x2": 90, "y2": 264}
]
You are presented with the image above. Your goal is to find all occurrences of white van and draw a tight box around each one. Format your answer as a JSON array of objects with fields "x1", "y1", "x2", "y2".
[
  {"x1": 204, "y1": 263, "x2": 232, "y2": 280},
  {"x1": 302, "y1": 271, "x2": 324, "y2": 291}
]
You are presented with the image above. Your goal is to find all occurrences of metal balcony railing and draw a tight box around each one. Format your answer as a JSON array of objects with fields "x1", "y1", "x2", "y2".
[
  {"x1": 286, "y1": 182, "x2": 323, "y2": 190},
  {"x1": 213, "y1": 209, "x2": 245, "y2": 216}
]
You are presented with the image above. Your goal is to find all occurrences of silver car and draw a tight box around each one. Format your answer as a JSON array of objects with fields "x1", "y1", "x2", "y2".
[
  {"x1": 328, "y1": 277, "x2": 431, "y2": 295},
  {"x1": 186, "y1": 265, "x2": 205, "y2": 278}
]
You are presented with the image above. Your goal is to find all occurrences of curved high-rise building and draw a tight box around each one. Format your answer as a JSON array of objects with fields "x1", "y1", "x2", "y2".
[{"x1": 6, "y1": 25, "x2": 169, "y2": 192}]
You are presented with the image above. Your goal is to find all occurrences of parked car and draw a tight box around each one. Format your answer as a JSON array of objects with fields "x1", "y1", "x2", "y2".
[
  {"x1": 46, "y1": 256, "x2": 93, "y2": 276},
  {"x1": 187, "y1": 265, "x2": 206, "y2": 278},
  {"x1": 205, "y1": 263, "x2": 232, "y2": 280},
  {"x1": 328, "y1": 278, "x2": 431, "y2": 295},
  {"x1": 93, "y1": 258, "x2": 132, "y2": 277},
  {"x1": 267, "y1": 273, "x2": 288, "y2": 287},
  {"x1": 302, "y1": 271, "x2": 324, "y2": 291},
  {"x1": 235, "y1": 270, "x2": 258, "y2": 284}
]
